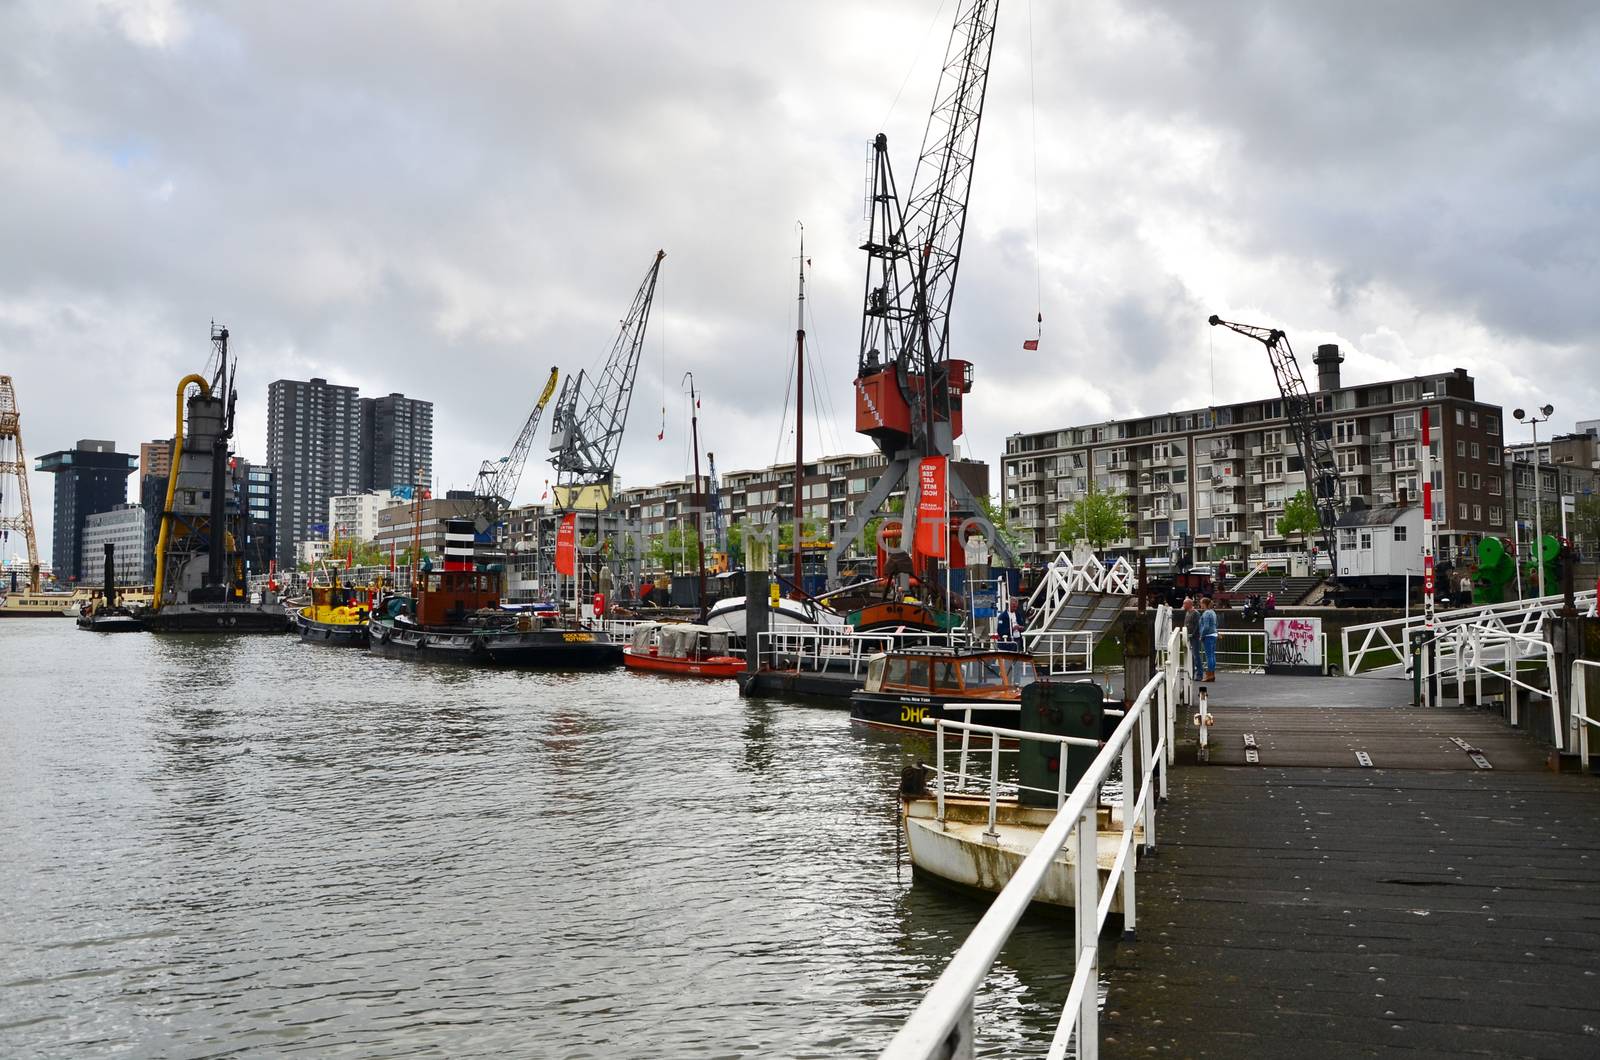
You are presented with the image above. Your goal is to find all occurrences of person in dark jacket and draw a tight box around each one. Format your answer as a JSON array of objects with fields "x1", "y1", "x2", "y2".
[{"x1": 1182, "y1": 597, "x2": 1202, "y2": 680}]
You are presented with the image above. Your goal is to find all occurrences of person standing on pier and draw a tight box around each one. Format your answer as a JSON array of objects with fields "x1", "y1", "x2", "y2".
[
  {"x1": 1182, "y1": 598, "x2": 1203, "y2": 680},
  {"x1": 1198, "y1": 597, "x2": 1218, "y2": 681}
]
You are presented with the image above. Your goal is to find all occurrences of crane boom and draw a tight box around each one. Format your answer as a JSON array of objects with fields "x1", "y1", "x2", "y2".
[
  {"x1": 830, "y1": 0, "x2": 1012, "y2": 583},
  {"x1": 548, "y1": 249, "x2": 666, "y2": 511},
  {"x1": 1207, "y1": 314, "x2": 1343, "y2": 576},
  {"x1": 476, "y1": 365, "x2": 560, "y2": 522},
  {"x1": 855, "y1": 0, "x2": 998, "y2": 456}
]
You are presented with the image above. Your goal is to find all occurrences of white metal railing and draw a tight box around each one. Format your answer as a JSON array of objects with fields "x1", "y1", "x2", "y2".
[
  {"x1": 880, "y1": 629, "x2": 1187, "y2": 1060},
  {"x1": 1340, "y1": 589, "x2": 1596, "y2": 677},
  {"x1": 1027, "y1": 629, "x2": 1096, "y2": 675},
  {"x1": 1435, "y1": 623, "x2": 1562, "y2": 748},
  {"x1": 1571, "y1": 659, "x2": 1600, "y2": 772},
  {"x1": 751, "y1": 626, "x2": 968, "y2": 677}
]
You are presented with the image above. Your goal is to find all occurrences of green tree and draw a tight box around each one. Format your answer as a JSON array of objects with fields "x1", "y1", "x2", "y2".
[
  {"x1": 858, "y1": 495, "x2": 905, "y2": 557},
  {"x1": 1276, "y1": 489, "x2": 1321, "y2": 548},
  {"x1": 976, "y1": 494, "x2": 1022, "y2": 557},
  {"x1": 1056, "y1": 483, "x2": 1130, "y2": 552},
  {"x1": 646, "y1": 525, "x2": 701, "y2": 574}
]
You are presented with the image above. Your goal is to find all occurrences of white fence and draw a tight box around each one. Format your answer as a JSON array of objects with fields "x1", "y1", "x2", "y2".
[
  {"x1": 879, "y1": 629, "x2": 1188, "y2": 1060},
  {"x1": 748, "y1": 626, "x2": 969, "y2": 677},
  {"x1": 1340, "y1": 589, "x2": 1596, "y2": 678}
]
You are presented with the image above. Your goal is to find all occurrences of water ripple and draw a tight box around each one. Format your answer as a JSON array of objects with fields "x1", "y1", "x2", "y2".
[{"x1": 2, "y1": 623, "x2": 1080, "y2": 1057}]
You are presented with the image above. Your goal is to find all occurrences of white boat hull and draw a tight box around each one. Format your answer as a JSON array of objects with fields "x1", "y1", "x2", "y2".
[{"x1": 902, "y1": 795, "x2": 1135, "y2": 912}]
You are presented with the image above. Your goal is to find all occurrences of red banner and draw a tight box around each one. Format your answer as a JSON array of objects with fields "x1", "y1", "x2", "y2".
[
  {"x1": 554, "y1": 512, "x2": 577, "y2": 575},
  {"x1": 914, "y1": 456, "x2": 947, "y2": 559}
]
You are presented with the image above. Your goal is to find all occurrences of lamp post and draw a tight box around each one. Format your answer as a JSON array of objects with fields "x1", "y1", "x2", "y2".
[{"x1": 1513, "y1": 404, "x2": 1554, "y2": 597}]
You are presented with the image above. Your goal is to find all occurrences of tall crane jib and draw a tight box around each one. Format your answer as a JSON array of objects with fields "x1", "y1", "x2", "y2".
[
  {"x1": 476, "y1": 366, "x2": 560, "y2": 534},
  {"x1": 1208, "y1": 315, "x2": 1344, "y2": 577},
  {"x1": 0, "y1": 374, "x2": 42, "y2": 593},
  {"x1": 828, "y1": 0, "x2": 1014, "y2": 582},
  {"x1": 548, "y1": 249, "x2": 666, "y2": 512}
]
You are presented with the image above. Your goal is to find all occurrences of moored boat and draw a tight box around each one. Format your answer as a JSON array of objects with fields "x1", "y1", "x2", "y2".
[
  {"x1": 898, "y1": 681, "x2": 1138, "y2": 912},
  {"x1": 76, "y1": 544, "x2": 145, "y2": 632},
  {"x1": 296, "y1": 577, "x2": 374, "y2": 646},
  {"x1": 623, "y1": 622, "x2": 743, "y2": 678},
  {"x1": 850, "y1": 646, "x2": 1037, "y2": 734},
  {"x1": 368, "y1": 520, "x2": 621, "y2": 668}
]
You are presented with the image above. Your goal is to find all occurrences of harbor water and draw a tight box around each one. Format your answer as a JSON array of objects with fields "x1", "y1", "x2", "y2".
[{"x1": 1, "y1": 622, "x2": 1084, "y2": 1057}]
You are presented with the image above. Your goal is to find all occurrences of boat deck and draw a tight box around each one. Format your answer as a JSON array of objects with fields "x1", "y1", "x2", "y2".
[{"x1": 1100, "y1": 673, "x2": 1600, "y2": 1058}]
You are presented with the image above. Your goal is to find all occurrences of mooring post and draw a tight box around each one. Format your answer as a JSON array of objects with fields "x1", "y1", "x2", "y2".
[{"x1": 745, "y1": 570, "x2": 770, "y2": 677}]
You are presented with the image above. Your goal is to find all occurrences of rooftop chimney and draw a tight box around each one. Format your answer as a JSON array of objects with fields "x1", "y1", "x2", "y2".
[{"x1": 1314, "y1": 344, "x2": 1343, "y2": 392}]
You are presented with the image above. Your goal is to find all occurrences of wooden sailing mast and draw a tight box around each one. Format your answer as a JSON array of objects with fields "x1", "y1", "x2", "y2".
[{"x1": 792, "y1": 225, "x2": 807, "y2": 598}]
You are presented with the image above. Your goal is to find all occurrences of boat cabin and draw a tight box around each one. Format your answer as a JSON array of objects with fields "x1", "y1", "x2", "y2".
[
  {"x1": 629, "y1": 622, "x2": 734, "y2": 660},
  {"x1": 863, "y1": 649, "x2": 1036, "y2": 699},
  {"x1": 413, "y1": 570, "x2": 501, "y2": 627}
]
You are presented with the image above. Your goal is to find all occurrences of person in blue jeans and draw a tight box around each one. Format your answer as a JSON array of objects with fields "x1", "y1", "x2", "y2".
[{"x1": 1198, "y1": 597, "x2": 1218, "y2": 681}]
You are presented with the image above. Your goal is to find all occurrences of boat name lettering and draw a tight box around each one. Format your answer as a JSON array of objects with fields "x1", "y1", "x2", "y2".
[
  {"x1": 563, "y1": 632, "x2": 594, "y2": 642},
  {"x1": 900, "y1": 705, "x2": 928, "y2": 724}
]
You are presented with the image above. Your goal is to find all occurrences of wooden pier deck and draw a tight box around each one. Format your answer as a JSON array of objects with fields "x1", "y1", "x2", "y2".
[{"x1": 1102, "y1": 674, "x2": 1600, "y2": 1059}]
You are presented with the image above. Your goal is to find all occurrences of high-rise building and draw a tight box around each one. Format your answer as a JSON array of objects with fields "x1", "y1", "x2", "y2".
[
  {"x1": 81, "y1": 504, "x2": 145, "y2": 586},
  {"x1": 1002, "y1": 361, "x2": 1504, "y2": 568},
  {"x1": 233, "y1": 459, "x2": 277, "y2": 580},
  {"x1": 36, "y1": 439, "x2": 137, "y2": 584},
  {"x1": 140, "y1": 439, "x2": 172, "y2": 484},
  {"x1": 267, "y1": 378, "x2": 362, "y2": 570},
  {"x1": 360, "y1": 393, "x2": 433, "y2": 492}
]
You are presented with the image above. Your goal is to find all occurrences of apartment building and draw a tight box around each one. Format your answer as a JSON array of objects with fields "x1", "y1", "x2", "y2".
[
  {"x1": 618, "y1": 452, "x2": 990, "y2": 560},
  {"x1": 1002, "y1": 356, "x2": 1504, "y2": 567}
]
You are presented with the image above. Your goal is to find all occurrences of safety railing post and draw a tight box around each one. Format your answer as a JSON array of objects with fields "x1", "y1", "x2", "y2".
[
  {"x1": 1505, "y1": 637, "x2": 1519, "y2": 728},
  {"x1": 1074, "y1": 803, "x2": 1100, "y2": 1059},
  {"x1": 1120, "y1": 730, "x2": 1137, "y2": 935},
  {"x1": 1140, "y1": 684, "x2": 1157, "y2": 850},
  {"x1": 1575, "y1": 662, "x2": 1591, "y2": 773},
  {"x1": 1473, "y1": 627, "x2": 1484, "y2": 706},
  {"x1": 935, "y1": 721, "x2": 946, "y2": 823},
  {"x1": 1454, "y1": 631, "x2": 1466, "y2": 706},
  {"x1": 1545, "y1": 642, "x2": 1563, "y2": 753},
  {"x1": 984, "y1": 739, "x2": 1001, "y2": 840}
]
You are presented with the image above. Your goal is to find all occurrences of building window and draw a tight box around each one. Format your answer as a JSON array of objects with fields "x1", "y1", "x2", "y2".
[
  {"x1": 1457, "y1": 472, "x2": 1467, "y2": 488},
  {"x1": 1488, "y1": 446, "x2": 1501, "y2": 465},
  {"x1": 1394, "y1": 525, "x2": 1408, "y2": 542},
  {"x1": 1489, "y1": 506, "x2": 1502, "y2": 525},
  {"x1": 1488, "y1": 478, "x2": 1502, "y2": 496},
  {"x1": 1458, "y1": 503, "x2": 1468, "y2": 520},
  {"x1": 1470, "y1": 442, "x2": 1480, "y2": 460},
  {"x1": 1455, "y1": 409, "x2": 1465, "y2": 425},
  {"x1": 1456, "y1": 441, "x2": 1466, "y2": 457},
  {"x1": 1471, "y1": 473, "x2": 1481, "y2": 489},
  {"x1": 1469, "y1": 411, "x2": 1478, "y2": 427},
  {"x1": 1473, "y1": 504, "x2": 1482, "y2": 521}
]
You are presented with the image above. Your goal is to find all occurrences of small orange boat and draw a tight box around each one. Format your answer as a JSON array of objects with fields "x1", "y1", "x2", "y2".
[{"x1": 623, "y1": 622, "x2": 744, "y2": 678}]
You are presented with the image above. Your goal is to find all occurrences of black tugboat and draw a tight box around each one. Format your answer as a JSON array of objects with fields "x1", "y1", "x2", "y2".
[
  {"x1": 368, "y1": 519, "x2": 621, "y2": 668},
  {"x1": 143, "y1": 325, "x2": 291, "y2": 633},
  {"x1": 76, "y1": 543, "x2": 144, "y2": 632}
]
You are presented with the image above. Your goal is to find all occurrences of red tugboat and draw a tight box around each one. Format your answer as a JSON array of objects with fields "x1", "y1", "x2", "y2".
[{"x1": 622, "y1": 622, "x2": 744, "y2": 678}]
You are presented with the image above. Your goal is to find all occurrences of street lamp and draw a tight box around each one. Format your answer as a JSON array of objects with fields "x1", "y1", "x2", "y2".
[{"x1": 1513, "y1": 404, "x2": 1555, "y2": 597}]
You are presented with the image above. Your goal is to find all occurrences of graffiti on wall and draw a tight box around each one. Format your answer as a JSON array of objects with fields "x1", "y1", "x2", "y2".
[{"x1": 1266, "y1": 617, "x2": 1323, "y2": 668}]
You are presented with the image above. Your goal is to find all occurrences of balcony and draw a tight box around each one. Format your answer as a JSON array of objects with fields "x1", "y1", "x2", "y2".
[
  {"x1": 1249, "y1": 441, "x2": 1284, "y2": 457},
  {"x1": 1211, "y1": 501, "x2": 1244, "y2": 517},
  {"x1": 1210, "y1": 446, "x2": 1243, "y2": 461},
  {"x1": 1338, "y1": 463, "x2": 1369, "y2": 477},
  {"x1": 1333, "y1": 433, "x2": 1368, "y2": 448}
]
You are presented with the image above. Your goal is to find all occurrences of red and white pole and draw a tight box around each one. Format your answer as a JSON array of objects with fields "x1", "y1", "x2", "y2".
[{"x1": 1420, "y1": 406, "x2": 1435, "y2": 704}]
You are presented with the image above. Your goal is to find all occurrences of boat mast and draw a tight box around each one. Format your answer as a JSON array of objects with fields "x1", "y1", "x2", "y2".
[
  {"x1": 684, "y1": 371, "x2": 707, "y2": 615},
  {"x1": 792, "y1": 224, "x2": 806, "y2": 599},
  {"x1": 411, "y1": 465, "x2": 423, "y2": 594}
]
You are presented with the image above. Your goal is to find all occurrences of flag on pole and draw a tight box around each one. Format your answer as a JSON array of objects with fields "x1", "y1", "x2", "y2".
[
  {"x1": 1023, "y1": 311, "x2": 1042, "y2": 351},
  {"x1": 1022, "y1": 339, "x2": 1039, "y2": 351}
]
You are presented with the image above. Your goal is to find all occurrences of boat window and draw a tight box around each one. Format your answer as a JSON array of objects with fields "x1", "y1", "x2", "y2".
[
  {"x1": 933, "y1": 659, "x2": 962, "y2": 692},
  {"x1": 866, "y1": 656, "x2": 886, "y2": 690},
  {"x1": 905, "y1": 657, "x2": 930, "y2": 690},
  {"x1": 884, "y1": 657, "x2": 910, "y2": 686},
  {"x1": 1005, "y1": 658, "x2": 1037, "y2": 687},
  {"x1": 961, "y1": 657, "x2": 1006, "y2": 688},
  {"x1": 428, "y1": 575, "x2": 441, "y2": 592}
]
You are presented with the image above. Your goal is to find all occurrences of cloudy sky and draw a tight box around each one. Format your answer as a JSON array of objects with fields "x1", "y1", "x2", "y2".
[{"x1": 4, "y1": 0, "x2": 1597, "y2": 565}]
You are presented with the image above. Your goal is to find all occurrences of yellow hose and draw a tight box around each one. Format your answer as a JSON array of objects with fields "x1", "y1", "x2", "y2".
[{"x1": 151, "y1": 374, "x2": 211, "y2": 610}]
